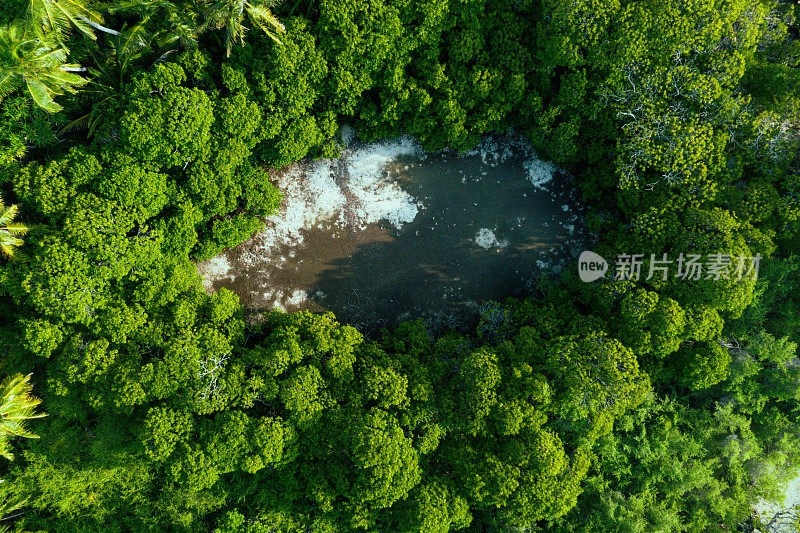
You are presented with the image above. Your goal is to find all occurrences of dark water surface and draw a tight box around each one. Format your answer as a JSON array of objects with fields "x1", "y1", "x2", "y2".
[{"x1": 201, "y1": 146, "x2": 585, "y2": 335}]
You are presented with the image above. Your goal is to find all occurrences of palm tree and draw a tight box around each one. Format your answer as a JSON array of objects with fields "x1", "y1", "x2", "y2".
[
  {"x1": 0, "y1": 197, "x2": 27, "y2": 259},
  {"x1": 109, "y1": 0, "x2": 199, "y2": 51},
  {"x1": 28, "y1": 0, "x2": 119, "y2": 40},
  {"x1": 59, "y1": 1, "x2": 202, "y2": 137},
  {"x1": 60, "y1": 1, "x2": 199, "y2": 137},
  {"x1": 0, "y1": 374, "x2": 47, "y2": 462},
  {"x1": 58, "y1": 23, "x2": 150, "y2": 136},
  {"x1": 0, "y1": 23, "x2": 87, "y2": 112},
  {"x1": 200, "y1": 0, "x2": 285, "y2": 58}
]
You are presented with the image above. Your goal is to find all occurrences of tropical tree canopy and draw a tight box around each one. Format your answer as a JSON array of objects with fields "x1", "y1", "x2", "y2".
[{"x1": 0, "y1": 0, "x2": 799, "y2": 531}]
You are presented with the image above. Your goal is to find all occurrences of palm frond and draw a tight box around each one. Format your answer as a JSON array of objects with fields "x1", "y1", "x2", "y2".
[
  {"x1": 25, "y1": 78, "x2": 58, "y2": 113},
  {"x1": 200, "y1": 0, "x2": 284, "y2": 56},
  {"x1": 151, "y1": 49, "x2": 177, "y2": 65},
  {"x1": 0, "y1": 71, "x2": 20, "y2": 98},
  {"x1": 106, "y1": 0, "x2": 167, "y2": 15},
  {"x1": 0, "y1": 484, "x2": 27, "y2": 520},
  {"x1": 0, "y1": 438, "x2": 13, "y2": 461},
  {"x1": 0, "y1": 205, "x2": 17, "y2": 227},
  {"x1": 3, "y1": 223, "x2": 28, "y2": 236},
  {"x1": 29, "y1": 0, "x2": 103, "y2": 39},
  {"x1": 0, "y1": 374, "x2": 47, "y2": 428},
  {"x1": 40, "y1": 68, "x2": 88, "y2": 95},
  {"x1": 115, "y1": 22, "x2": 151, "y2": 73},
  {"x1": 0, "y1": 201, "x2": 27, "y2": 258},
  {"x1": 0, "y1": 22, "x2": 88, "y2": 112},
  {"x1": 33, "y1": 45, "x2": 70, "y2": 68},
  {"x1": 29, "y1": 0, "x2": 73, "y2": 37},
  {"x1": 0, "y1": 234, "x2": 24, "y2": 257},
  {"x1": 58, "y1": 112, "x2": 92, "y2": 134},
  {"x1": 246, "y1": 4, "x2": 285, "y2": 40}
]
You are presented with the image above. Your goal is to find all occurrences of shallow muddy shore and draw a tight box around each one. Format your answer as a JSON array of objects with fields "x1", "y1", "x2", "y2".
[{"x1": 198, "y1": 131, "x2": 590, "y2": 335}]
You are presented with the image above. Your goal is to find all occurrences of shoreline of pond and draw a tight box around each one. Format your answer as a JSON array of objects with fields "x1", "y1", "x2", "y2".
[{"x1": 197, "y1": 130, "x2": 592, "y2": 336}]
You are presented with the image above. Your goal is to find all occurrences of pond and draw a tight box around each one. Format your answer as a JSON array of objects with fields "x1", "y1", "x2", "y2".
[
  {"x1": 754, "y1": 475, "x2": 800, "y2": 532},
  {"x1": 198, "y1": 131, "x2": 588, "y2": 335}
]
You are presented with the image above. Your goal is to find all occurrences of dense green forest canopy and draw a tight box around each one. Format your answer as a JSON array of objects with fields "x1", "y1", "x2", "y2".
[{"x1": 1, "y1": 0, "x2": 800, "y2": 531}]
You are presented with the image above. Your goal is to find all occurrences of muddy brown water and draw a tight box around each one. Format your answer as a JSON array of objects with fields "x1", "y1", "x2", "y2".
[{"x1": 201, "y1": 148, "x2": 586, "y2": 336}]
